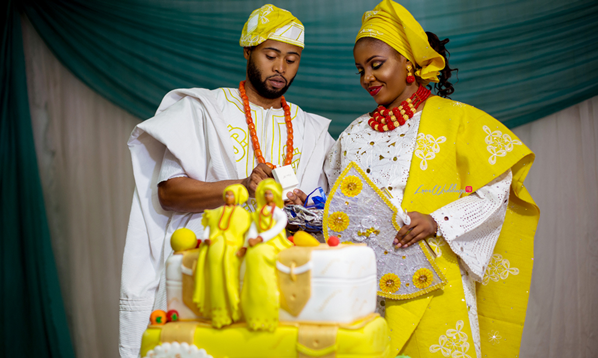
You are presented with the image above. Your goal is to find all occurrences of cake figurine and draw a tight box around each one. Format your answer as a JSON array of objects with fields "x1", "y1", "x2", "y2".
[
  {"x1": 241, "y1": 179, "x2": 293, "y2": 331},
  {"x1": 193, "y1": 184, "x2": 251, "y2": 328}
]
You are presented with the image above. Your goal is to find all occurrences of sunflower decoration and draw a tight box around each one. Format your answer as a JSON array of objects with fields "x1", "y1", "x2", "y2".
[
  {"x1": 328, "y1": 211, "x2": 350, "y2": 232},
  {"x1": 379, "y1": 273, "x2": 401, "y2": 294},
  {"x1": 413, "y1": 268, "x2": 434, "y2": 289},
  {"x1": 340, "y1": 175, "x2": 363, "y2": 197}
]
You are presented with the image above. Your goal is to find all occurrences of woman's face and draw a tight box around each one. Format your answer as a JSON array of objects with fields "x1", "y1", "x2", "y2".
[
  {"x1": 224, "y1": 190, "x2": 235, "y2": 205},
  {"x1": 354, "y1": 38, "x2": 415, "y2": 108},
  {"x1": 264, "y1": 190, "x2": 274, "y2": 205}
]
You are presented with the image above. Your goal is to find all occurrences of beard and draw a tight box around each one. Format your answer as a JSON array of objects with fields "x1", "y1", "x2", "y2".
[{"x1": 246, "y1": 57, "x2": 295, "y2": 99}]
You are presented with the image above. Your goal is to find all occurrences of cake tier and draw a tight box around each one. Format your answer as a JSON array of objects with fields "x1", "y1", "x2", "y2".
[{"x1": 141, "y1": 314, "x2": 391, "y2": 358}]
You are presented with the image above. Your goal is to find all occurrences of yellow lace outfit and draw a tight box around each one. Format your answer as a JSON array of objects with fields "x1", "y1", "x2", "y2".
[
  {"x1": 193, "y1": 184, "x2": 251, "y2": 328},
  {"x1": 354, "y1": 1, "x2": 540, "y2": 357},
  {"x1": 241, "y1": 179, "x2": 293, "y2": 331}
]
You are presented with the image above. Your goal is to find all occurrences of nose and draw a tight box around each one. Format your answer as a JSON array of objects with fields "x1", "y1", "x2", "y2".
[
  {"x1": 273, "y1": 58, "x2": 286, "y2": 75},
  {"x1": 362, "y1": 69, "x2": 375, "y2": 85}
]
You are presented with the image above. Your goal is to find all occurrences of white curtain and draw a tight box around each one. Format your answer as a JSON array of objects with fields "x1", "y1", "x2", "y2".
[
  {"x1": 22, "y1": 17, "x2": 140, "y2": 358},
  {"x1": 22, "y1": 17, "x2": 598, "y2": 358}
]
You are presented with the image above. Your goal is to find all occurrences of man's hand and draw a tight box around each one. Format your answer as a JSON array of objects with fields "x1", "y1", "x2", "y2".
[
  {"x1": 242, "y1": 163, "x2": 273, "y2": 198},
  {"x1": 394, "y1": 212, "x2": 438, "y2": 249},
  {"x1": 285, "y1": 189, "x2": 307, "y2": 205}
]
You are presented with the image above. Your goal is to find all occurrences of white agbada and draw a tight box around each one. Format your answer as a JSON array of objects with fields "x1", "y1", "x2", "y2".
[{"x1": 119, "y1": 87, "x2": 334, "y2": 358}]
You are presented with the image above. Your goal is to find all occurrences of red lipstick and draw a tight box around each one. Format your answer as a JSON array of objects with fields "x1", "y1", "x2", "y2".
[{"x1": 368, "y1": 86, "x2": 382, "y2": 96}]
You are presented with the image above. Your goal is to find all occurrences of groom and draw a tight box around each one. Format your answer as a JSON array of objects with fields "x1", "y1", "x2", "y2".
[{"x1": 119, "y1": 4, "x2": 335, "y2": 357}]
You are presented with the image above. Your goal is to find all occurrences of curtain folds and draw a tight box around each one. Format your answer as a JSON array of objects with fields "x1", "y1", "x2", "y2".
[
  {"x1": 20, "y1": 0, "x2": 598, "y2": 136},
  {"x1": 1, "y1": 2, "x2": 74, "y2": 357}
]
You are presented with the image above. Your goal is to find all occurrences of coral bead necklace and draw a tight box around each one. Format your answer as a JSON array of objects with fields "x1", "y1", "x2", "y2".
[
  {"x1": 368, "y1": 85, "x2": 431, "y2": 132},
  {"x1": 239, "y1": 81, "x2": 294, "y2": 169}
]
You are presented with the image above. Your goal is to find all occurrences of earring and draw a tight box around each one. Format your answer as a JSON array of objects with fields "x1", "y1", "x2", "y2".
[{"x1": 406, "y1": 64, "x2": 415, "y2": 84}]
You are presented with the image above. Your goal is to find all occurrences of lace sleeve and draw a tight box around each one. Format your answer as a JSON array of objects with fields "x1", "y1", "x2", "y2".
[
  {"x1": 430, "y1": 169, "x2": 512, "y2": 281},
  {"x1": 323, "y1": 134, "x2": 343, "y2": 186},
  {"x1": 157, "y1": 148, "x2": 188, "y2": 184}
]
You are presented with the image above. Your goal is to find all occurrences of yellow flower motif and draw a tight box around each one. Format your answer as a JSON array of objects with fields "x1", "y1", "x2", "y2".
[
  {"x1": 379, "y1": 273, "x2": 401, "y2": 293},
  {"x1": 328, "y1": 212, "x2": 350, "y2": 232},
  {"x1": 340, "y1": 175, "x2": 363, "y2": 197},
  {"x1": 413, "y1": 268, "x2": 434, "y2": 289}
]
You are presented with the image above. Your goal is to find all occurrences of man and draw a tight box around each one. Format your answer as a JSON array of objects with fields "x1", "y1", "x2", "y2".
[{"x1": 119, "y1": 5, "x2": 335, "y2": 357}]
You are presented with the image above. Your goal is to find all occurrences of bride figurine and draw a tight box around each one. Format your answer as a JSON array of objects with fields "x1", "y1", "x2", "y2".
[{"x1": 241, "y1": 179, "x2": 293, "y2": 331}]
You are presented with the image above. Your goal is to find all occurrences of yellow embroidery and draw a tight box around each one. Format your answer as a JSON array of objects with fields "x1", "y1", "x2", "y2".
[
  {"x1": 340, "y1": 175, "x2": 363, "y2": 197},
  {"x1": 357, "y1": 227, "x2": 380, "y2": 238},
  {"x1": 429, "y1": 320, "x2": 471, "y2": 358},
  {"x1": 414, "y1": 133, "x2": 446, "y2": 170},
  {"x1": 413, "y1": 268, "x2": 434, "y2": 289},
  {"x1": 488, "y1": 330, "x2": 502, "y2": 345},
  {"x1": 379, "y1": 273, "x2": 400, "y2": 293},
  {"x1": 327, "y1": 212, "x2": 349, "y2": 232},
  {"x1": 482, "y1": 253, "x2": 519, "y2": 285},
  {"x1": 228, "y1": 125, "x2": 248, "y2": 162},
  {"x1": 483, "y1": 125, "x2": 522, "y2": 165},
  {"x1": 427, "y1": 236, "x2": 445, "y2": 257}
]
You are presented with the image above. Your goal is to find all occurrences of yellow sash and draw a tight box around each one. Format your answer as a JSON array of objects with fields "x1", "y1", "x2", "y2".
[{"x1": 389, "y1": 96, "x2": 539, "y2": 356}]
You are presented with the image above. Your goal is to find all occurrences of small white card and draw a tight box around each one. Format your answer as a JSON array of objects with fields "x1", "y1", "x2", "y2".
[{"x1": 272, "y1": 165, "x2": 298, "y2": 200}]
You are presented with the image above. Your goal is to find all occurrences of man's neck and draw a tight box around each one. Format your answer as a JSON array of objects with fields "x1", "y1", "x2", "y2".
[{"x1": 242, "y1": 80, "x2": 282, "y2": 109}]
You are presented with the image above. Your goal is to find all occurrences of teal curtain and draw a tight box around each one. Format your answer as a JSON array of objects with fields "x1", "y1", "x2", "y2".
[
  {"x1": 21, "y1": 0, "x2": 598, "y2": 135},
  {"x1": 1, "y1": 1, "x2": 75, "y2": 357}
]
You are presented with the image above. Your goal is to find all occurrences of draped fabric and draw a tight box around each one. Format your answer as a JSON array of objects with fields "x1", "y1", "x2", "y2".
[
  {"x1": 1, "y1": 2, "x2": 74, "y2": 358},
  {"x1": 19, "y1": 0, "x2": 598, "y2": 135},
  {"x1": 4, "y1": 0, "x2": 598, "y2": 357}
]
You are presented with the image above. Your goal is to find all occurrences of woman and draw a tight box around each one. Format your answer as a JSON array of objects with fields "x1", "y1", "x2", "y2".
[
  {"x1": 324, "y1": 1, "x2": 539, "y2": 357},
  {"x1": 193, "y1": 184, "x2": 251, "y2": 328},
  {"x1": 240, "y1": 179, "x2": 293, "y2": 331}
]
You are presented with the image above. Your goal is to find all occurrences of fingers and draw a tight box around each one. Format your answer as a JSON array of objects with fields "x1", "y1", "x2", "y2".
[
  {"x1": 395, "y1": 226, "x2": 423, "y2": 248},
  {"x1": 286, "y1": 189, "x2": 306, "y2": 205},
  {"x1": 403, "y1": 231, "x2": 429, "y2": 248},
  {"x1": 245, "y1": 164, "x2": 274, "y2": 197}
]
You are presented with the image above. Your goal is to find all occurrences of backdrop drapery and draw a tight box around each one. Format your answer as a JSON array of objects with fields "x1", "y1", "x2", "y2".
[
  {"x1": 20, "y1": 0, "x2": 598, "y2": 135},
  {"x1": 1, "y1": 2, "x2": 75, "y2": 357},
  {"x1": 5, "y1": 0, "x2": 598, "y2": 357}
]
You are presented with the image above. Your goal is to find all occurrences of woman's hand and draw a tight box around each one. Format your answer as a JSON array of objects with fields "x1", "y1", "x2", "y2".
[{"x1": 394, "y1": 212, "x2": 438, "y2": 249}]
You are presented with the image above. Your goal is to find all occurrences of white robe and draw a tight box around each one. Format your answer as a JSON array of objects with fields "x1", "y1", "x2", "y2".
[{"x1": 119, "y1": 88, "x2": 335, "y2": 358}]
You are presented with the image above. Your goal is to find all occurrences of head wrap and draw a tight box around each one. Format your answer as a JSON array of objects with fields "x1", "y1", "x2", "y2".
[
  {"x1": 223, "y1": 184, "x2": 249, "y2": 206},
  {"x1": 355, "y1": 0, "x2": 445, "y2": 83},
  {"x1": 255, "y1": 179, "x2": 284, "y2": 208},
  {"x1": 240, "y1": 4, "x2": 304, "y2": 49}
]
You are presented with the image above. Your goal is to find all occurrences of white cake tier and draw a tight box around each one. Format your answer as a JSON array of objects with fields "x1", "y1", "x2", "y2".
[{"x1": 277, "y1": 245, "x2": 377, "y2": 323}]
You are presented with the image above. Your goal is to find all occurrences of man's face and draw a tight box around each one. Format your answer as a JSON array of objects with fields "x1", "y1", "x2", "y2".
[{"x1": 244, "y1": 40, "x2": 302, "y2": 99}]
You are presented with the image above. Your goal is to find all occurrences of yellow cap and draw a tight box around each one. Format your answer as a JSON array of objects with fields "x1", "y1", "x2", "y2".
[{"x1": 240, "y1": 4, "x2": 304, "y2": 49}]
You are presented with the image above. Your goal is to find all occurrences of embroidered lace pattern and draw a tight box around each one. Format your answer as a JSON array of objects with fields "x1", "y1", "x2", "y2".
[{"x1": 430, "y1": 170, "x2": 512, "y2": 282}]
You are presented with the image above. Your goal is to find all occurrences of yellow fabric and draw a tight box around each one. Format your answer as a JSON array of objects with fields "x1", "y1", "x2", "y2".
[
  {"x1": 356, "y1": 0, "x2": 445, "y2": 83},
  {"x1": 222, "y1": 183, "x2": 248, "y2": 205},
  {"x1": 255, "y1": 178, "x2": 284, "y2": 208},
  {"x1": 384, "y1": 96, "x2": 539, "y2": 356},
  {"x1": 140, "y1": 316, "x2": 392, "y2": 358},
  {"x1": 240, "y1": 4, "x2": 305, "y2": 48},
  {"x1": 193, "y1": 203, "x2": 251, "y2": 328},
  {"x1": 241, "y1": 179, "x2": 293, "y2": 331}
]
